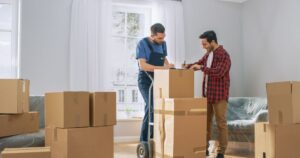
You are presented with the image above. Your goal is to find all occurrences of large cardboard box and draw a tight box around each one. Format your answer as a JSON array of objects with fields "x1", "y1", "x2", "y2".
[
  {"x1": 89, "y1": 92, "x2": 116, "y2": 126},
  {"x1": 154, "y1": 69, "x2": 194, "y2": 99},
  {"x1": 154, "y1": 98, "x2": 207, "y2": 158},
  {"x1": 255, "y1": 122, "x2": 300, "y2": 158},
  {"x1": 51, "y1": 126, "x2": 113, "y2": 158},
  {"x1": 45, "y1": 92, "x2": 89, "y2": 128},
  {"x1": 0, "y1": 79, "x2": 29, "y2": 114},
  {"x1": 1, "y1": 147, "x2": 50, "y2": 158},
  {"x1": 0, "y1": 112, "x2": 39, "y2": 137},
  {"x1": 266, "y1": 81, "x2": 300, "y2": 124}
]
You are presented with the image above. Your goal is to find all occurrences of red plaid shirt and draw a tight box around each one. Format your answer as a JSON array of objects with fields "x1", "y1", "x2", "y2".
[{"x1": 188, "y1": 46, "x2": 231, "y2": 104}]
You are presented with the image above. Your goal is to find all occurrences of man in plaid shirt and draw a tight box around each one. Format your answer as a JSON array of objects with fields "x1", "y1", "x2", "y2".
[{"x1": 184, "y1": 31, "x2": 231, "y2": 158}]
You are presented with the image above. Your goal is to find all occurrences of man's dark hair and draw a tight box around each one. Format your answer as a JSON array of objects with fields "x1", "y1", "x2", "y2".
[
  {"x1": 151, "y1": 23, "x2": 165, "y2": 35},
  {"x1": 199, "y1": 30, "x2": 218, "y2": 44}
]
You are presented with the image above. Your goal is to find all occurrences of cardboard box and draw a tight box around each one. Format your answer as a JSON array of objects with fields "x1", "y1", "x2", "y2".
[
  {"x1": 0, "y1": 112, "x2": 39, "y2": 137},
  {"x1": 45, "y1": 126, "x2": 54, "y2": 147},
  {"x1": 154, "y1": 98, "x2": 207, "y2": 158},
  {"x1": 255, "y1": 122, "x2": 300, "y2": 158},
  {"x1": 51, "y1": 126, "x2": 113, "y2": 158},
  {"x1": 45, "y1": 92, "x2": 89, "y2": 128},
  {"x1": 89, "y1": 92, "x2": 116, "y2": 126},
  {"x1": 1, "y1": 147, "x2": 50, "y2": 158},
  {"x1": 266, "y1": 81, "x2": 300, "y2": 124},
  {"x1": 154, "y1": 69, "x2": 194, "y2": 99},
  {"x1": 0, "y1": 79, "x2": 29, "y2": 114}
]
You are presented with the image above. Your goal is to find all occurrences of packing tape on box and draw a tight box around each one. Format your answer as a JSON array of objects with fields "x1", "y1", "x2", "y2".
[
  {"x1": 73, "y1": 93, "x2": 79, "y2": 105},
  {"x1": 74, "y1": 114, "x2": 81, "y2": 127},
  {"x1": 178, "y1": 70, "x2": 184, "y2": 77},
  {"x1": 22, "y1": 80, "x2": 26, "y2": 112},
  {"x1": 30, "y1": 113, "x2": 35, "y2": 121},
  {"x1": 155, "y1": 146, "x2": 206, "y2": 158},
  {"x1": 159, "y1": 99, "x2": 166, "y2": 157},
  {"x1": 155, "y1": 152, "x2": 184, "y2": 158},
  {"x1": 104, "y1": 93, "x2": 108, "y2": 103},
  {"x1": 104, "y1": 113, "x2": 108, "y2": 126},
  {"x1": 193, "y1": 146, "x2": 206, "y2": 154},
  {"x1": 3, "y1": 147, "x2": 50, "y2": 152},
  {"x1": 154, "y1": 109, "x2": 207, "y2": 116},
  {"x1": 7, "y1": 115, "x2": 13, "y2": 121},
  {"x1": 54, "y1": 127, "x2": 58, "y2": 141},
  {"x1": 159, "y1": 88, "x2": 163, "y2": 98},
  {"x1": 278, "y1": 110, "x2": 283, "y2": 124},
  {"x1": 7, "y1": 114, "x2": 25, "y2": 122},
  {"x1": 17, "y1": 80, "x2": 22, "y2": 112},
  {"x1": 156, "y1": 105, "x2": 206, "y2": 158}
]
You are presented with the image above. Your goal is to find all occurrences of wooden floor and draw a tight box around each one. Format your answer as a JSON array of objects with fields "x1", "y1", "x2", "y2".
[
  {"x1": 114, "y1": 143, "x2": 254, "y2": 158},
  {"x1": 114, "y1": 143, "x2": 137, "y2": 158}
]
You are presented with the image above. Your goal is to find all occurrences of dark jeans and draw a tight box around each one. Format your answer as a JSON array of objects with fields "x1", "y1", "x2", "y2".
[{"x1": 138, "y1": 71, "x2": 154, "y2": 142}]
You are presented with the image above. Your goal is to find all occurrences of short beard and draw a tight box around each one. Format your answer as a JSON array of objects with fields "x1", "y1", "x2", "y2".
[{"x1": 153, "y1": 40, "x2": 162, "y2": 45}]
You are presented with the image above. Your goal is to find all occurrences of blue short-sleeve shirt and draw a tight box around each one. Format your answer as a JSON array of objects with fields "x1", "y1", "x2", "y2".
[{"x1": 136, "y1": 37, "x2": 167, "y2": 61}]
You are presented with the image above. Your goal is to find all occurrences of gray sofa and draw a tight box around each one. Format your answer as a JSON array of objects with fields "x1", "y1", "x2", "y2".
[
  {"x1": 211, "y1": 97, "x2": 268, "y2": 142},
  {"x1": 0, "y1": 96, "x2": 45, "y2": 152}
]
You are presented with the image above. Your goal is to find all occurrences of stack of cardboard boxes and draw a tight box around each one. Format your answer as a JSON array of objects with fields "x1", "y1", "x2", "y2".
[
  {"x1": 44, "y1": 91, "x2": 116, "y2": 158},
  {"x1": 0, "y1": 79, "x2": 46, "y2": 158},
  {"x1": 0, "y1": 79, "x2": 39, "y2": 137},
  {"x1": 255, "y1": 81, "x2": 300, "y2": 158},
  {"x1": 1, "y1": 91, "x2": 116, "y2": 158},
  {"x1": 153, "y1": 69, "x2": 207, "y2": 158}
]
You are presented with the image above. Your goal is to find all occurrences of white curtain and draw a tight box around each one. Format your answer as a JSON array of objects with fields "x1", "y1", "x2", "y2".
[
  {"x1": 151, "y1": 0, "x2": 186, "y2": 68},
  {"x1": 69, "y1": 0, "x2": 112, "y2": 91},
  {"x1": 69, "y1": 0, "x2": 185, "y2": 90}
]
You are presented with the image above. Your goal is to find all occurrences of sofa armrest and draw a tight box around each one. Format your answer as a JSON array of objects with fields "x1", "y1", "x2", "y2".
[{"x1": 255, "y1": 110, "x2": 268, "y2": 123}]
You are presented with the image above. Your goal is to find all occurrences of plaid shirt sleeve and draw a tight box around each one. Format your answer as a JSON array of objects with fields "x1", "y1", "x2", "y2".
[
  {"x1": 201, "y1": 52, "x2": 231, "y2": 78},
  {"x1": 186, "y1": 55, "x2": 208, "y2": 69}
]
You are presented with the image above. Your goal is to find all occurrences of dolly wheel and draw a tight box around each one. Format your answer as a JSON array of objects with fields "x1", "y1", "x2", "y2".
[{"x1": 137, "y1": 142, "x2": 149, "y2": 158}]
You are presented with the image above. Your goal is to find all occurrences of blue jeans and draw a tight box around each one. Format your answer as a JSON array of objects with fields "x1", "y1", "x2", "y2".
[{"x1": 138, "y1": 71, "x2": 154, "y2": 142}]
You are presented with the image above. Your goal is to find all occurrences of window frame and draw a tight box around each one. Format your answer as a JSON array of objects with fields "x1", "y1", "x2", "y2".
[
  {"x1": 112, "y1": 3, "x2": 152, "y2": 53},
  {"x1": 118, "y1": 89, "x2": 125, "y2": 103},
  {"x1": 132, "y1": 89, "x2": 138, "y2": 103},
  {"x1": 0, "y1": 0, "x2": 20, "y2": 78},
  {"x1": 111, "y1": 2, "x2": 152, "y2": 119}
]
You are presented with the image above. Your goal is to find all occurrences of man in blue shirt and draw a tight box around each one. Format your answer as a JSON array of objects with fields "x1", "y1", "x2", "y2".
[{"x1": 136, "y1": 23, "x2": 174, "y2": 142}]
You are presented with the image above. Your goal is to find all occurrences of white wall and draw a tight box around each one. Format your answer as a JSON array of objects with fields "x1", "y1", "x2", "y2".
[
  {"x1": 19, "y1": 1, "x2": 142, "y2": 141},
  {"x1": 182, "y1": 0, "x2": 244, "y2": 97},
  {"x1": 242, "y1": 0, "x2": 300, "y2": 96},
  {"x1": 19, "y1": 0, "x2": 245, "y2": 97},
  {"x1": 20, "y1": 0, "x2": 72, "y2": 95}
]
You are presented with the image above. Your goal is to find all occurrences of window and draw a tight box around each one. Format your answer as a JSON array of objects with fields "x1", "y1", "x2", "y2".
[
  {"x1": 132, "y1": 89, "x2": 138, "y2": 103},
  {"x1": 111, "y1": 3, "x2": 151, "y2": 119},
  {"x1": 118, "y1": 89, "x2": 125, "y2": 103},
  {"x1": 0, "y1": 0, "x2": 19, "y2": 78},
  {"x1": 112, "y1": 5, "x2": 150, "y2": 63}
]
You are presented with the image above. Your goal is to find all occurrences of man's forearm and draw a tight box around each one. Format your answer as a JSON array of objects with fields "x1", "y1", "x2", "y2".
[{"x1": 187, "y1": 61, "x2": 202, "y2": 69}]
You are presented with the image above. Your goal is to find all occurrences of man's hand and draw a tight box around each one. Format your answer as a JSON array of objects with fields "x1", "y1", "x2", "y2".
[
  {"x1": 166, "y1": 63, "x2": 175, "y2": 69},
  {"x1": 189, "y1": 64, "x2": 201, "y2": 70},
  {"x1": 182, "y1": 64, "x2": 189, "y2": 69}
]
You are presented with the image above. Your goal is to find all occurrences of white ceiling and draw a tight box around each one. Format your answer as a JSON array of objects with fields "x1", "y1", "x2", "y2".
[{"x1": 219, "y1": 0, "x2": 249, "y2": 3}]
